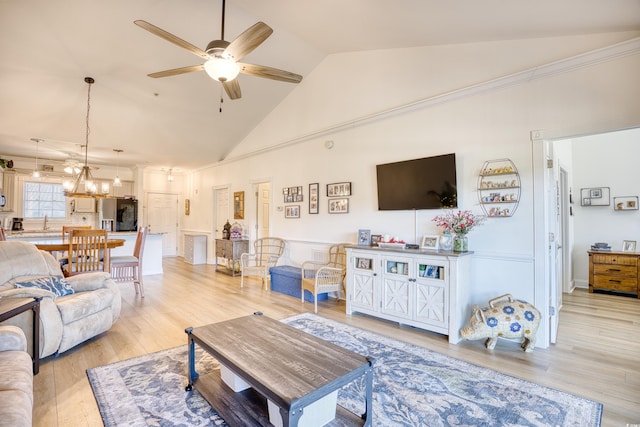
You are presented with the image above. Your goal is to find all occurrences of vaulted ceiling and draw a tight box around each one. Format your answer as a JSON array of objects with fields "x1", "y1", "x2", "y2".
[{"x1": 1, "y1": 0, "x2": 638, "y2": 171}]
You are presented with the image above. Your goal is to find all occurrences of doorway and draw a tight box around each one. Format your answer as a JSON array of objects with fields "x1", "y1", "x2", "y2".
[
  {"x1": 214, "y1": 186, "x2": 230, "y2": 239},
  {"x1": 255, "y1": 182, "x2": 271, "y2": 240},
  {"x1": 146, "y1": 192, "x2": 179, "y2": 256}
]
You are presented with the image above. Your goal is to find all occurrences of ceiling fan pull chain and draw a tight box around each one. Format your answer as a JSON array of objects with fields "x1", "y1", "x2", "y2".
[{"x1": 219, "y1": 88, "x2": 224, "y2": 113}]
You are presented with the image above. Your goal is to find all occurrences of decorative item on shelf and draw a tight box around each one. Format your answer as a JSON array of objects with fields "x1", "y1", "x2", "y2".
[
  {"x1": 222, "y1": 220, "x2": 231, "y2": 240},
  {"x1": 358, "y1": 229, "x2": 371, "y2": 246},
  {"x1": 453, "y1": 235, "x2": 468, "y2": 252},
  {"x1": 613, "y1": 196, "x2": 638, "y2": 211},
  {"x1": 477, "y1": 159, "x2": 520, "y2": 217},
  {"x1": 230, "y1": 222, "x2": 243, "y2": 239},
  {"x1": 433, "y1": 210, "x2": 486, "y2": 252},
  {"x1": 439, "y1": 231, "x2": 453, "y2": 251},
  {"x1": 579, "y1": 187, "x2": 610, "y2": 207}
]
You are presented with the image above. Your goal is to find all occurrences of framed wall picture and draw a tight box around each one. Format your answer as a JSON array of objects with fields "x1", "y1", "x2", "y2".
[
  {"x1": 184, "y1": 199, "x2": 190, "y2": 216},
  {"x1": 421, "y1": 235, "x2": 440, "y2": 250},
  {"x1": 328, "y1": 198, "x2": 349, "y2": 214},
  {"x1": 580, "y1": 187, "x2": 610, "y2": 206},
  {"x1": 283, "y1": 186, "x2": 303, "y2": 203},
  {"x1": 358, "y1": 229, "x2": 371, "y2": 246},
  {"x1": 614, "y1": 196, "x2": 638, "y2": 211},
  {"x1": 622, "y1": 240, "x2": 636, "y2": 252},
  {"x1": 327, "y1": 182, "x2": 352, "y2": 197},
  {"x1": 309, "y1": 183, "x2": 319, "y2": 214},
  {"x1": 285, "y1": 205, "x2": 300, "y2": 218},
  {"x1": 233, "y1": 191, "x2": 244, "y2": 219}
]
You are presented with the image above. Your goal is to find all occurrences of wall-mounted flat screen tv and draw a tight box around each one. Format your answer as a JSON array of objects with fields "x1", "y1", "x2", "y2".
[{"x1": 376, "y1": 153, "x2": 458, "y2": 210}]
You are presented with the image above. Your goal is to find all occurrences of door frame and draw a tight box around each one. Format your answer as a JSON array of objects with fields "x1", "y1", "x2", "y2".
[{"x1": 249, "y1": 178, "x2": 273, "y2": 241}]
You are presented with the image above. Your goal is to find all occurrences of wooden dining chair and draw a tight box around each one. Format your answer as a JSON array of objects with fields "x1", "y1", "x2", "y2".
[
  {"x1": 64, "y1": 229, "x2": 109, "y2": 276},
  {"x1": 111, "y1": 227, "x2": 148, "y2": 297},
  {"x1": 62, "y1": 225, "x2": 92, "y2": 241}
]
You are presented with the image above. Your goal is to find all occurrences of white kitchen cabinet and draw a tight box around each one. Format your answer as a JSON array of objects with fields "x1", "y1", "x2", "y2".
[
  {"x1": 346, "y1": 246, "x2": 472, "y2": 344},
  {"x1": 73, "y1": 197, "x2": 95, "y2": 213},
  {"x1": 184, "y1": 234, "x2": 207, "y2": 265}
]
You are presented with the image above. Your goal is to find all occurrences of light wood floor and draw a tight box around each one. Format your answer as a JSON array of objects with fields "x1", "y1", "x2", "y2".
[{"x1": 33, "y1": 258, "x2": 640, "y2": 427}]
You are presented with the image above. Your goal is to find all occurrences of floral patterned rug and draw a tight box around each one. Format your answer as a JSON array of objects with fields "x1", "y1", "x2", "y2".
[{"x1": 87, "y1": 313, "x2": 602, "y2": 426}]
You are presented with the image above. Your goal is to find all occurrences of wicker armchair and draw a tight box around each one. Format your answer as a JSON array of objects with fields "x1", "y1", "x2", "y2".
[
  {"x1": 240, "y1": 237, "x2": 285, "y2": 290},
  {"x1": 301, "y1": 243, "x2": 347, "y2": 313}
]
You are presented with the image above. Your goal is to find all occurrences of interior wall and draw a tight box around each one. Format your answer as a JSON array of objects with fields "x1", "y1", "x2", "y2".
[
  {"x1": 571, "y1": 128, "x2": 640, "y2": 288},
  {"x1": 183, "y1": 34, "x2": 640, "y2": 346}
]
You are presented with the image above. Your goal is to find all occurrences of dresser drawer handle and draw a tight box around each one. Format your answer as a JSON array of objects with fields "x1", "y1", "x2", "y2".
[
  {"x1": 608, "y1": 279, "x2": 622, "y2": 283},
  {"x1": 607, "y1": 269, "x2": 621, "y2": 272}
]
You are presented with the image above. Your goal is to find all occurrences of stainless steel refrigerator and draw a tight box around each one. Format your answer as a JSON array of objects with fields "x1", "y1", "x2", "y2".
[{"x1": 99, "y1": 198, "x2": 138, "y2": 231}]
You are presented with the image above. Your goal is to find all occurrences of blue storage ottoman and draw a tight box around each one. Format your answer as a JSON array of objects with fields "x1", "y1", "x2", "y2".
[{"x1": 269, "y1": 265, "x2": 328, "y2": 302}]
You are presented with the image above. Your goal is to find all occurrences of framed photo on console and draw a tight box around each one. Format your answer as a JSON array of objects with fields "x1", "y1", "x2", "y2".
[{"x1": 421, "y1": 235, "x2": 440, "y2": 250}]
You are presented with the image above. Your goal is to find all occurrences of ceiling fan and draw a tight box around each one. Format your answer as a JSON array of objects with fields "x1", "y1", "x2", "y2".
[{"x1": 134, "y1": 0, "x2": 302, "y2": 100}]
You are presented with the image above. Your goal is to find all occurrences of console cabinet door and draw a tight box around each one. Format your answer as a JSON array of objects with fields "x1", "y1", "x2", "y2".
[
  {"x1": 380, "y1": 255, "x2": 412, "y2": 318},
  {"x1": 414, "y1": 258, "x2": 448, "y2": 331},
  {"x1": 347, "y1": 252, "x2": 378, "y2": 313}
]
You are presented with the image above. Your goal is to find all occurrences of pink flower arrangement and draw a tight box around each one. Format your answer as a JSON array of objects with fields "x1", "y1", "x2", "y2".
[{"x1": 433, "y1": 210, "x2": 486, "y2": 235}]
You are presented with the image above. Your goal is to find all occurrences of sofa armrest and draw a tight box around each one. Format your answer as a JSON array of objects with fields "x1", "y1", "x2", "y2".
[
  {"x1": 65, "y1": 272, "x2": 111, "y2": 293},
  {"x1": 0, "y1": 325, "x2": 28, "y2": 352},
  {"x1": 0, "y1": 287, "x2": 55, "y2": 300}
]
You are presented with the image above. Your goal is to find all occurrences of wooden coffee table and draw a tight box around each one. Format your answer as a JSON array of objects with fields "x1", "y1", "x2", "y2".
[{"x1": 185, "y1": 313, "x2": 374, "y2": 426}]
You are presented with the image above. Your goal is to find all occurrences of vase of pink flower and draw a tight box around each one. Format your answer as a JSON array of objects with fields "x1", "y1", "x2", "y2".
[{"x1": 432, "y1": 210, "x2": 486, "y2": 252}]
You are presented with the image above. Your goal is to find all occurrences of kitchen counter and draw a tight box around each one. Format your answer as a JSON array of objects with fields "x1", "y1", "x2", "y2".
[{"x1": 6, "y1": 231, "x2": 164, "y2": 276}]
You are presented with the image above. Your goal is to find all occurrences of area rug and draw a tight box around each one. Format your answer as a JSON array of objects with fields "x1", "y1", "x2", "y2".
[{"x1": 87, "y1": 313, "x2": 602, "y2": 427}]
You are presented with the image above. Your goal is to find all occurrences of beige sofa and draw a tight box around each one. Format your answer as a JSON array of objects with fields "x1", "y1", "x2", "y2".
[
  {"x1": 0, "y1": 241, "x2": 121, "y2": 358},
  {"x1": 0, "y1": 325, "x2": 33, "y2": 427}
]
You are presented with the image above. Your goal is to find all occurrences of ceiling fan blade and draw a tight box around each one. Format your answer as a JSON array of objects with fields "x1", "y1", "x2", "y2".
[
  {"x1": 134, "y1": 20, "x2": 210, "y2": 60},
  {"x1": 222, "y1": 79, "x2": 241, "y2": 100},
  {"x1": 148, "y1": 65, "x2": 204, "y2": 78},
  {"x1": 238, "y1": 63, "x2": 303, "y2": 84},
  {"x1": 225, "y1": 22, "x2": 273, "y2": 61}
]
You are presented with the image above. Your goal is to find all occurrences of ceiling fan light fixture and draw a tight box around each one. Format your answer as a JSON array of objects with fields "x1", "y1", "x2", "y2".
[{"x1": 204, "y1": 57, "x2": 240, "y2": 82}]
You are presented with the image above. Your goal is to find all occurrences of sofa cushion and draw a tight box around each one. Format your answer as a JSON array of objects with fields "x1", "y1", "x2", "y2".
[
  {"x1": 0, "y1": 350, "x2": 33, "y2": 427},
  {"x1": 55, "y1": 288, "x2": 114, "y2": 325},
  {"x1": 16, "y1": 276, "x2": 74, "y2": 297}
]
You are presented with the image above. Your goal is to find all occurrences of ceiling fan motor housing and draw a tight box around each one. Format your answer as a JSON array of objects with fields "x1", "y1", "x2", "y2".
[{"x1": 205, "y1": 40, "x2": 231, "y2": 58}]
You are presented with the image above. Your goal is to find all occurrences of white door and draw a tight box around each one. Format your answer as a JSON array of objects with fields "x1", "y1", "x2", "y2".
[
  {"x1": 214, "y1": 187, "x2": 230, "y2": 239},
  {"x1": 147, "y1": 193, "x2": 179, "y2": 256},
  {"x1": 255, "y1": 182, "x2": 270, "y2": 239},
  {"x1": 547, "y1": 150, "x2": 560, "y2": 344}
]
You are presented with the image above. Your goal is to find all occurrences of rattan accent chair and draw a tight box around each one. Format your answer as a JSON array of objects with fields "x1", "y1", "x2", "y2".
[
  {"x1": 301, "y1": 243, "x2": 348, "y2": 313},
  {"x1": 240, "y1": 237, "x2": 285, "y2": 290}
]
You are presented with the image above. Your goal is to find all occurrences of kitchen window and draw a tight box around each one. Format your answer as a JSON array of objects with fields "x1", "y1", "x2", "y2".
[{"x1": 23, "y1": 181, "x2": 66, "y2": 218}]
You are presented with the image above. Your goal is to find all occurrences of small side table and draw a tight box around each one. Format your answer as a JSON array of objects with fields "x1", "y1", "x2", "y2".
[{"x1": 0, "y1": 297, "x2": 41, "y2": 374}]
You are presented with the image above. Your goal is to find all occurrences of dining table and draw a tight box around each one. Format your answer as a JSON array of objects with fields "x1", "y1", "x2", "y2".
[{"x1": 34, "y1": 239, "x2": 126, "y2": 252}]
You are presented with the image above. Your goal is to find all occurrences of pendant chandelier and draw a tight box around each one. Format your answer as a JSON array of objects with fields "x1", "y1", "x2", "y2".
[{"x1": 63, "y1": 77, "x2": 109, "y2": 197}]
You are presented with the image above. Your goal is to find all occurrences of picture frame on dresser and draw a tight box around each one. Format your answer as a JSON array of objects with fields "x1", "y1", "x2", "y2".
[
  {"x1": 622, "y1": 240, "x2": 636, "y2": 252},
  {"x1": 421, "y1": 235, "x2": 440, "y2": 250}
]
